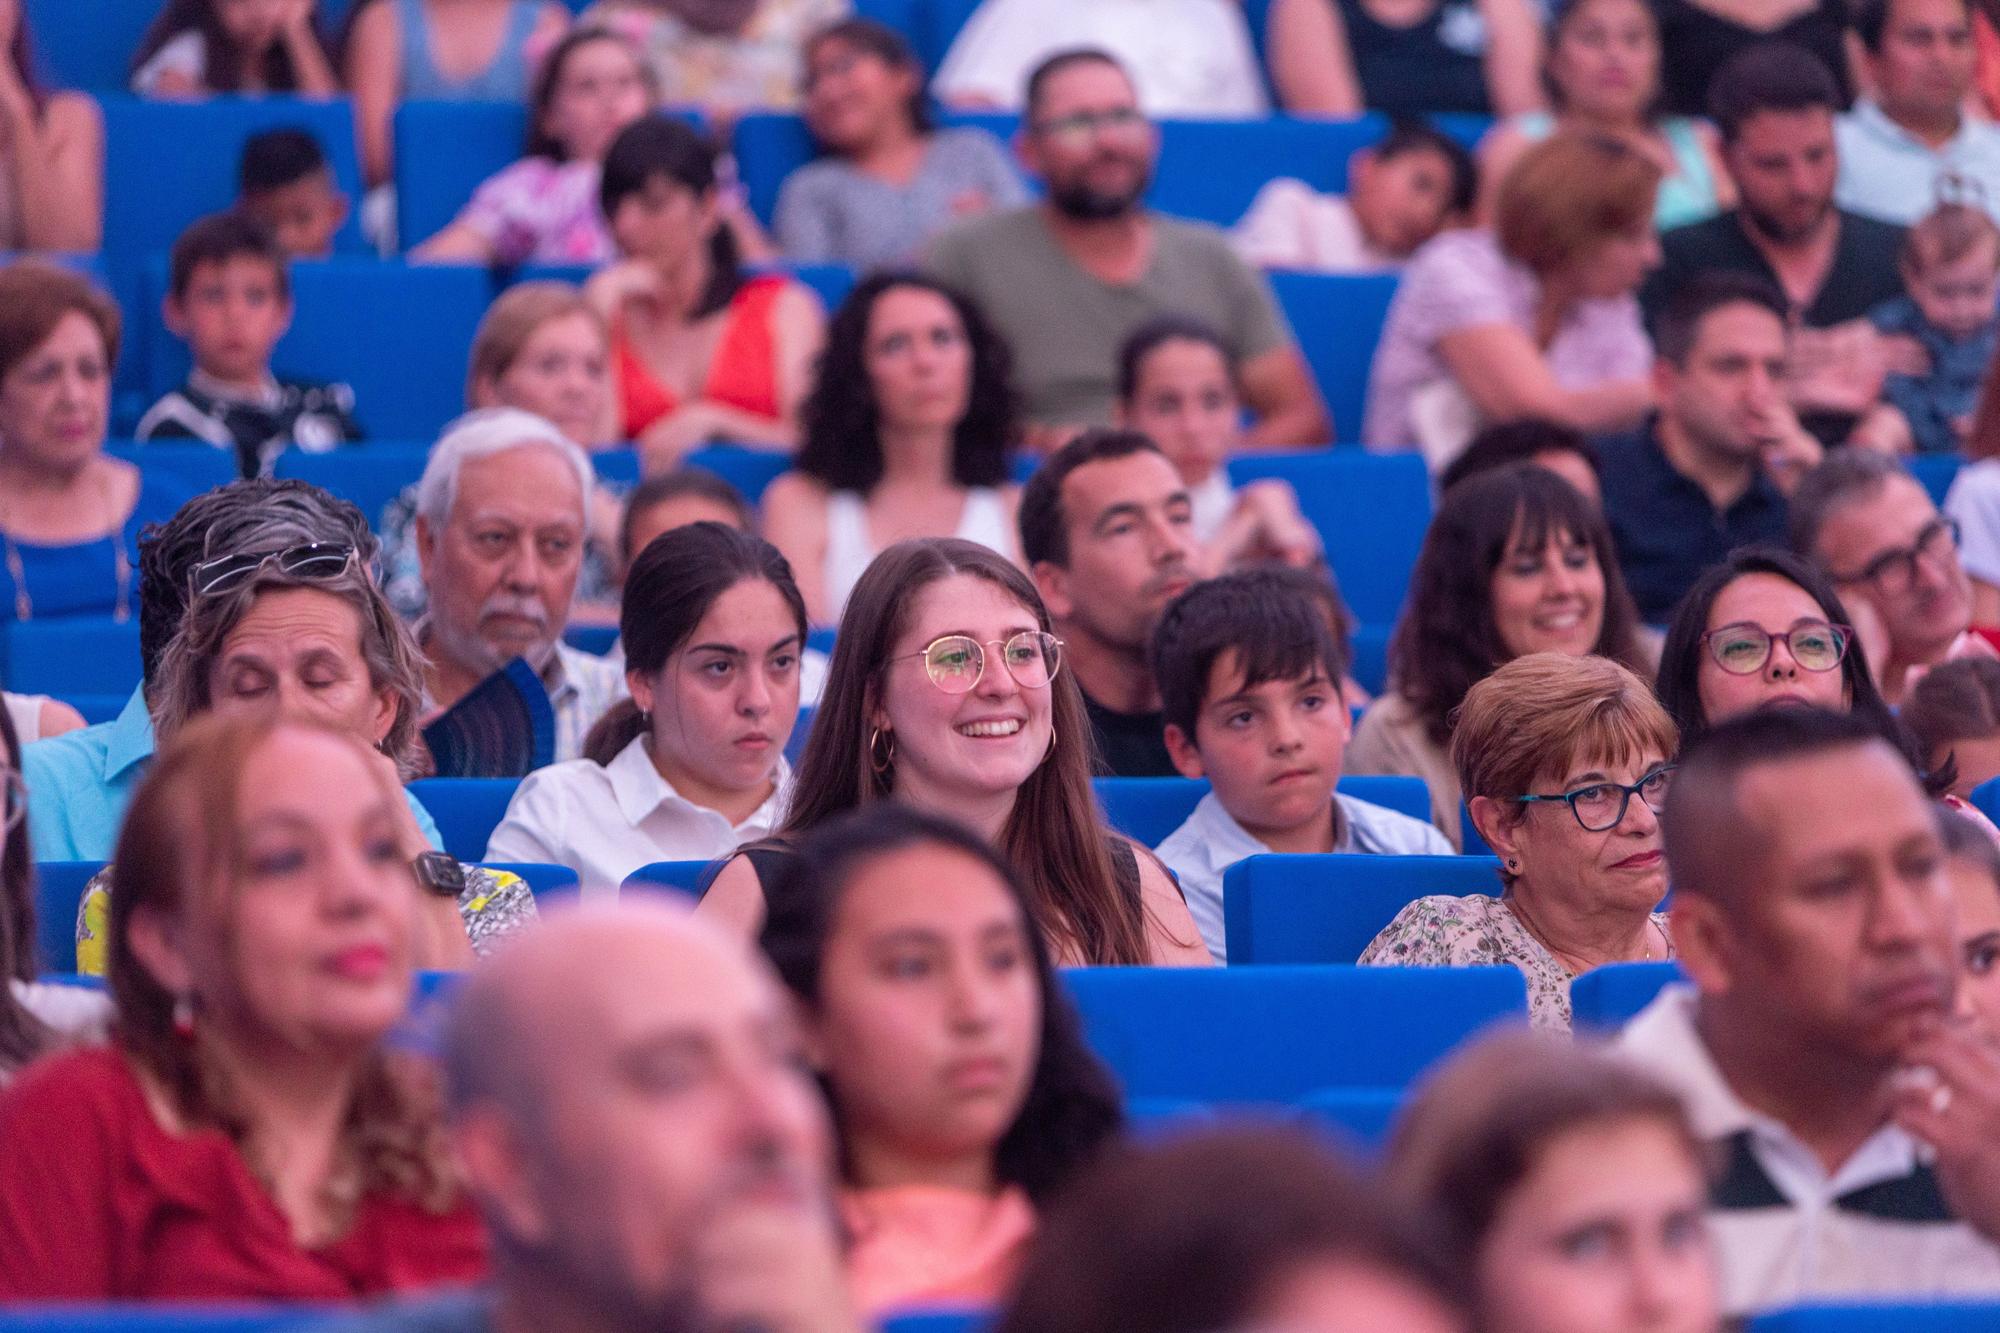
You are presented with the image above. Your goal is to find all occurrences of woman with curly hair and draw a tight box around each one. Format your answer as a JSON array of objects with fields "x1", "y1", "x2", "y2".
[{"x1": 763, "y1": 271, "x2": 1021, "y2": 625}]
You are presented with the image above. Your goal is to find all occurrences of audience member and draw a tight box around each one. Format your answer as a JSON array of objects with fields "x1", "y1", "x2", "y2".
[
  {"x1": 1597, "y1": 272, "x2": 1812, "y2": 621},
  {"x1": 1113, "y1": 318, "x2": 1320, "y2": 563},
  {"x1": 1233, "y1": 119, "x2": 1475, "y2": 273},
  {"x1": 130, "y1": 0, "x2": 338, "y2": 96},
  {"x1": 1349, "y1": 463, "x2": 1647, "y2": 844},
  {"x1": 1942, "y1": 809, "x2": 2000, "y2": 1028},
  {"x1": 925, "y1": 50, "x2": 1327, "y2": 445},
  {"x1": 1387, "y1": 1030, "x2": 1722, "y2": 1333},
  {"x1": 1907, "y1": 657, "x2": 2000, "y2": 797},
  {"x1": 344, "y1": 0, "x2": 570, "y2": 189},
  {"x1": 0, "y1": 261, "x2": 192, "y2": 625},
  {"x1": 0, "y1": 0, "x2": 101, "y2": 251},
  {"x1": 996, "y1": 1124, "x2": 1467, "y2": 1333},
  {"x1": 777, "y1": 19, "x2": 1026, "y2": 268},
  {"x1": 1856, "y1": 200, "x2": 2000, "y2": 455},
  {"x1": 932, "y1": 0, "x2": 1267, "y2": 117},
  {"x1": 135, "y1": 212, "x2": 363, "y2": 479},
  {"x1": 3, "y1": 691, "x2": 79, "y2": 744},
  {"x1": 1791, "y1": 447, "x2": 1988, "y2": 705},
  {"x1": 1361, "y1": 652, "x2": 1677, "y2": 1031},
  {"x1": 1642, "y1": 44, "x2": 1905, "y2": 446},
  {"x1": 236, "y1": 126, "x2": 350, "y2": 260},
  {"x1": 763, "y1": 272, "x2": 1021, "y2": 625},
  {"x1": 577, "y1": 0, "x2": 843, "y2": 116},
  {"x1": 411, "y1": 27, "x2": 655, "y2": 266},
  {"x1": 586, "y1": 114, "x2": 824, "y2": 467},
  {"x1": 1265, "y1": 0, "x2": 1545, "y2": 118},
  {"x1": 1837, "y1": 0, "x2": 2000, "y2": 226},
  {"x1": 1628, "y1": 707, "x2": 2000, "y2": 1313},
  {"x1": 484, "y1": 522, "x2": 803, "y2": 894},
  {"x1": 1437, "y1": 419, "x2": 1603, "y2": 507},
  {"x1": 700, "y1": 537, "x2": 1212, "y2": 965},
  {"x1": 413, "y1": 408, "x2": 625, "y2": 761},
  {"x1": 761, "y1": 803, "x2": 1123, "y2": 1317},
  {"x1": 0, "y1": 715, "x2": 485, "y2": 1301},
  {"x1": 1152, "y1": 569, "x2": 1451, "y2": 960},
  {"x1": 622, "y1": 467, "x2": 755, "y2": 560},
  {"x1": 1653, "y1": 0, "x2": 1851, "y2": 117},
  {"x1": 1363, "y1": 132, "x2": 1659, "y2": 469},
  {"x1": 1476, "y1": 0, "x2": 1733, "y2": 229},
  {"x1": 1949, "y1": 362, "x2": 2000, "y2": 626}
]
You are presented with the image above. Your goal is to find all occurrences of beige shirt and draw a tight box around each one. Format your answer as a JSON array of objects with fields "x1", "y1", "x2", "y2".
[{"x1": 1345, "y1": 691, "x2": 1462, "y2": 851}]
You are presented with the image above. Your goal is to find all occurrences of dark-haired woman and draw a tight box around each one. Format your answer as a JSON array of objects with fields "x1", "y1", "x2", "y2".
[
  {"x1": 484, "y1": 521, "x2": 805, "y2": 895},
  {"x1": 761, "y1": 802, "x2": 1122, "y2": 1318},
  {"x1": 585, "y1": 113, "x2": 825, "y2": 467},
  {"x1": 775, "y1": 19, "x2": 1024, "y2": 269},
  {"x1": 0, "y1": 0, "x2": 100, "y2": 251},
  {"x1": 702, "y1": 537, "x2": 1212, "y2": 966},
  {"x1": 763, "y1": 272, "x2": 1021, "y2": 625},
  {"x1": 130, "y1": 0, "x2": 339, "y2": 97},
  {"x1": 1347, "y1": 464, "x2": 1648, "y2": 846}
]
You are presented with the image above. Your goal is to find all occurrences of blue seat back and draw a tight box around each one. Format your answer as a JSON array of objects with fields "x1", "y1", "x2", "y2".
[
  {"x1": 1910, "y1": 452, "x2": 1963, "y2": 508},
  {"x1": 564, "y1": 624, "x2": 620, "y2": 656},
  {"x1": 1349, "y1": 621, "x2": 1391, "y2": 697},
  {"x1": 787, "y1": 704, "x2": 815, "y2": 765},
  {"x1": 1062, "y1": 963, "x2": 1527, "y2": 1101},
  {"x1": 681, "y1": 446, "x2": 794, "y2": 505},
  {"x1": 482, "y1": 861, "x2": 580, "y2": 902},
  {"x1": 273, "y1": 442, "x2": 433, "y2": 529},
  {"x1": 1223, "y1": 853, "x2": 1502, "y2": 965},
  {"x1": 880, "y1": 1313, "x2": 992, "y2": 1333},
  {"x1": 394, "y1": 100, "x2": 531, "y2": 249},
  {"x1": 107, "y1": 442, "x2": 240, "y2": 495},
  {"x1": 1973, "y1": 775, "x2": 2000, "y2": 829},
  {"x1": 1338, "y1": 775, "x2": 1430, "y2": 823},
  {"x1": 2, "y1": 618, "x2": 141, "y2": 697},
  {"x1": 1263, "y1": 272, "x2": 1400, "y2": 447},
  {"x1": 1568, "y1": 961, "x2": 1684, "y2": 1031},
  {"x1": 1094, "y1": 775, "x2": 1432, "y2": 845},
  {"x1": 621, "y1": 860, "x2": 713, "y2": 897},
  {"x1": 1149, "y1": 118, "x2": 1385, "y2": 227},
  {"x1": 0, "y1": 1309, "x2": 331, "y2": 1331},
  {"x1": 34, "y1": 861, "x2": 105, "y2": 975},
  {"x1": 408, "y1": 777, "x2": 522, "y2": 862},
  {"x1": 1295, "y1": 1085, "x2": 1404, "y2": 1153},
  {"x1": 1229, "y1": 449, "x2": 1431, "y2": 624},
  {"x1": 26, "y1": 0, "x2": 160, "y2": 91},
  {"x1": 1748, "y1": 1305, "x2": 2000, "y2": 1330}
]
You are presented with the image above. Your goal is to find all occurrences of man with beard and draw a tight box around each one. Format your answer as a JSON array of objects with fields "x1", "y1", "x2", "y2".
[
  {"x1": 414, "y1": 407, "x2": 624, "y2": 762},
  {"x1": 1639, "y1": 43, "x2": 1906, "y2": 447},
  {"x1": 925, "y1": 49, "x2": 1328, "y2": 446}
]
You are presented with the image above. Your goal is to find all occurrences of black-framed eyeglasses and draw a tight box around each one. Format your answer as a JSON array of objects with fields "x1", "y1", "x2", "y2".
[
  {"x1": 1515, "y1": 765, "x2": 1675, "y2": 832},
  {"x1": 1032, "y1": 106, "x2": 1147, "y2": 143},
  {"x1": 188, "y1": 543, "x2": 358, "y2": 599},
  {"x1": 889, "y1": 631, "x2": 1064, "y2": 695},
  {"x1": 1833, "y1": 517, "x2": 1959, "y2": 595},
  {"x1": 1701, "y1": 620, "x2": 1852, "y2": 675}
]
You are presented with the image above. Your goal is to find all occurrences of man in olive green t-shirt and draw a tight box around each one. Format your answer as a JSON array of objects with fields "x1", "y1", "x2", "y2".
[{"x1": 925, "y1": 49, "x2": 1329, "y2": 446}]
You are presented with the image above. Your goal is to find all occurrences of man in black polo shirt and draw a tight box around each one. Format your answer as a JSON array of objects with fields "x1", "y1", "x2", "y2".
[
  {"x1": 1598, "y1": 273, "x2": 1820, "y2": 622},
  {"x1": 1639, "y1": 43, "x2": 1905, "y2": 446}
]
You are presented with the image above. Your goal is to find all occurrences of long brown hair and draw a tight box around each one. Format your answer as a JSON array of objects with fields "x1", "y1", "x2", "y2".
[
  {"x1": 106, "y1": 714, "x2": 458, "y2": 1215},
  {"x1": 780, "y1": 538, "x2": 1151, "y2": 965}
]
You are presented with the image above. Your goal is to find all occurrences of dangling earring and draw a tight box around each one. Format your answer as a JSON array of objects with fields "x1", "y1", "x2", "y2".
[
  {"x1": 868, "y1": 727, "x2": 895, "y2": 774},
  {"x1": 172, "y1": 993, "x2": 195, "y2": 1039}
]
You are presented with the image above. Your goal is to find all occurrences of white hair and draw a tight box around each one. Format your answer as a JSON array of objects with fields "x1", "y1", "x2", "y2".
[{"x1": 415, "y1": 407, "x2": 595, "y2": 527}]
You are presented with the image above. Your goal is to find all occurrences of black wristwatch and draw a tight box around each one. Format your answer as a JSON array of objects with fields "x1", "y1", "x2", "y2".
[{"x1": 412, "y1": 851, "x2": 468, "y2": 899}]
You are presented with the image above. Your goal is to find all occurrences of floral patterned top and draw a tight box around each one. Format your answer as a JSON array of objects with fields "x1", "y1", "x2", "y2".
[{"x1": 1356, "y1": 893, "x2": 1673, "y2": 1032}]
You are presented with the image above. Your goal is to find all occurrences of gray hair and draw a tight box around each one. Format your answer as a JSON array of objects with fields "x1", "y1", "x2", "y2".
[
  {"x1": 414, "y1": 407, "x2": 594, "y2": 528},
  {"x1": 1787, "y1": 449, "x2": 1913, "y2": 562}
]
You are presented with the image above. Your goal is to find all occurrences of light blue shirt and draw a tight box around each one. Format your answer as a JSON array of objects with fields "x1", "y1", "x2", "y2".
[
  {"x1": 1834, "y1": 98, "x2": 2000, "y2": 226},
  {"x1": 23, "y1": 685, "x2": 444, "y2": 862}
]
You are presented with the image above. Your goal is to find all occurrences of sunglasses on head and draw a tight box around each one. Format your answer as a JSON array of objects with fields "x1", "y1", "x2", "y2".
[{"x1": 188, "y1": 543, "x2": 358, "y2": 600}]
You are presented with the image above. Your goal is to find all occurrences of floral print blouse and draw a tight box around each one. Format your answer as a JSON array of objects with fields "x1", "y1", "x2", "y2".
[{"x1": 1356, "y1": 893, "x2": 1673, "y2": 1032}]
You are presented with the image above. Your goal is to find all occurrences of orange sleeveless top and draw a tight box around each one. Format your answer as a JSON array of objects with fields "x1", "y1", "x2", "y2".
[{"x1": 613, "y1": 272, "x2": 789, "y2": 440}]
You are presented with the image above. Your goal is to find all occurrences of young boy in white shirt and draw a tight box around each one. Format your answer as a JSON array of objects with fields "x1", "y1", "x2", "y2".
[{"x1": 1152, "y1": 567, "x2": 1450, "y2": 960}]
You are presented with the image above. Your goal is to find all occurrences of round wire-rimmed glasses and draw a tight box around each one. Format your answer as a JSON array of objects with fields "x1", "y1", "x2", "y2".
[{"x1": 890, "y1": 631, "x2": 1065, "y2": 694}]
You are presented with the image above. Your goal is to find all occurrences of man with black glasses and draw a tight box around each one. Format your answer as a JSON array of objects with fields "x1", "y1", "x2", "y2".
[{"x1": 1791, "y1": 448, "x2": 1989, "y2": 705}]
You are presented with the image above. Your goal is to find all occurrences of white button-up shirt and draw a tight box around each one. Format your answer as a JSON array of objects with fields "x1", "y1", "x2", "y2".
[
  {"x1": 483, "y1": 734, "x2": 790, "y2": 899},
  {"x1": 1835, "y1": 98, "x2": 2000, "y2": 226}
]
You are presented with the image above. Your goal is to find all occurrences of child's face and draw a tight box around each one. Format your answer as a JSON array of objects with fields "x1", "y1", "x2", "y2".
[
  {"x1": 241, "y1": 171, "x2": 346, "y2": 260},
  {"x1": 1171, "y1": 650, "x2": 1350, "y2": 845},
  {"x1": 169, "y1": 255, "x2": 292, "y2": 385},
  {"x1": 215, "y1": 0, "x2": 289, "y2": 50},
  {"x1": 1907, "y1": 239, "x2": 2000, "y2": 341},
  {"x1": 1119, "y1": 337, "x2": 1240, "y2": 487},
  {"x1": 543, "y1": 37, "x2": 652, "y2": 163},
  {"x1": 1348, "y1": 146, "x2": 1459, "y2": 258}
]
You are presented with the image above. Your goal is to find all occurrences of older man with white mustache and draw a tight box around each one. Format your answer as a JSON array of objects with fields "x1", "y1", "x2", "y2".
[{"x1": 415, "y1": 408, "x2": 626, "y2": 762}]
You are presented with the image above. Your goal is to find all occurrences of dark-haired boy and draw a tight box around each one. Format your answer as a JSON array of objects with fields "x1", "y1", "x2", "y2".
[
  {"x1": 1234, "y1": 120, "x2": 1476, "y2": 271},
  {"x1": 237, "y1": 126, "x2": 349, "y2": 261},
  {"x1": 135, "y1": 212, "x2": 361, "y2": 479},
  {"x1": 1151, "y1": 568, "x2": 1449, "y2": 961}
]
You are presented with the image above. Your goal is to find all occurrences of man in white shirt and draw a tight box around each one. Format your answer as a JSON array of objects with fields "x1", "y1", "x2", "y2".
[
  {"x1": 1835, "y1": 0, "x2": 2000, "y2": 225},
  {"x1": 1623, "y1": 706, "x2": 2000, "y2": 1316}
]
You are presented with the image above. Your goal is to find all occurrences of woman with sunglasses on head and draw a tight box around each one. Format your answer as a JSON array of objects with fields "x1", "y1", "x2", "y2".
[
  {"x1": 1359, "y1": 652, "x2": 1677, "y2": 1031},
  {"x1": 702, "y1": 537, "x2": 1211, "y2": 966}
]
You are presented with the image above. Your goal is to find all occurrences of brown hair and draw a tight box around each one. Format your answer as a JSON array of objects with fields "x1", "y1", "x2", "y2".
[
  {"x1": 0, "y1": 259, "x2": 121, "y2": 383},
  {"x1": 1493, "y1": 132, "x2": 1662, "y2": 275},
  {"x1": 465, "y1": 281, "x2": 607, "y2": 408},
  {"x1": 1452, "y1": 653, "x2": 1678, "y2": 884},
  {"x1": 1906, "y1": 656, "x2": 2000, "y2": 768},
  {"x1": 778, "y1": 538, "x2": 1154, "y2": 965},
  {"x1": 106, "y1": 714, "x2": 457, "y2": 1217},
  {"x1": 1901, "y1": 198, "x2": 2000, "y2": 277},
  {"x1": 1968, "y1": 341, "x2": 2000, "y2": 462},
  {"x1": 1386, "y1": 1029, "x2": 1705, "y2": 1274}
]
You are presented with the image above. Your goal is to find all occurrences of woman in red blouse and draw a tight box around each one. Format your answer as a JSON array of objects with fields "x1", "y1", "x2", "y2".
[{"x1": 0, "y1": 714, "x2": 486, "y2": 1301}]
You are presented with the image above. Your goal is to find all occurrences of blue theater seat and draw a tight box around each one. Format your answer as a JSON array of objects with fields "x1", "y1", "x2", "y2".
[
  {"x1": 1223, "y1": 853, "x2": 1503, "y2": 965},
  {"x1": 1296, "y1": 1085, "x2": 1404, "y2": 1151},
  {"x1": 788, "y1": 704, "x2": 816, "y2": 764},
  {"x1": 272, "y1": 442, "x2": 433, "y2": 529},
  {"x1": 680, "y1": 446, "x2": 794, "y2": 505},
  {"x1": 482, "y1": 861, "x2": 580, "y2": 902},
  {"x1": 2, "y1": 617, "x2": 140, "y2": 698},
  {"x1": 564, "y1": 624, "x2": 620, "y2": 656},
  {"x1": 881, "y1": 1313, "x2": 991, "y2": 1333},
  {"x1": 107, "y1": 441, "x2": 240, "y2": 495},
  {"x1": 394, "y1": 100, "x2": 532, "y2": 251},
  {"x1": 1264, "y1": 271, "x2": 1399, "y2": 447},
  {"x1": 1974, "y1": 775, "x2": 2000, "y2": 829},
  {"x1": 1093, "y1": 775, "x2": 1431, "y2": 845},
  {"x1": 409, "y1": 777, "x2": 521, "y2": 862},
  {"x1": 621, "y1": 861, "x2": 713, "y2": 897},
  {"x1": 25, "y1": 0, "x2": 160, "y2": 91},
  {"x1": 1748, "y1": 1306, "x2": 2000, "y2": 1330},
  {"x1": 1062, "y1": 963, "x2": 1527, "y2": 1102},
  {"x1": 0, "y1": 1310, "x2": 328, "y2": 1331},
  {"x1": 1229, "y1": 449, "x2": 1430, "y2": 624},
  {"x1": 1910, "y1": 452, "x2": 1963, "y2": 508},
  {"x1": 1568, "y1": 961, "x2": 1684, "y2": 1031},
  {"x1": 1350, "y1": 621, "x2": 1391, "y2": 697},
  {"x1": 34, "y1": 860, "x2": 104, "y2": 975}
]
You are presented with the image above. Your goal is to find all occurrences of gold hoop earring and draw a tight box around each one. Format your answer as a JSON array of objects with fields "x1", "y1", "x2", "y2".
[
  {"x1": 868, "y1": 727, "x2": 895, "y2": 774},
  {"x1": 1044, "y1": 725, "x2": 1058, "y2": 763}
]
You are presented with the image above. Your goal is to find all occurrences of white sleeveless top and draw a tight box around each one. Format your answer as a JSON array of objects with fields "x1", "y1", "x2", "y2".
[{"x1": 824, "y1": 487, "x2": 1017, "y2": 619}]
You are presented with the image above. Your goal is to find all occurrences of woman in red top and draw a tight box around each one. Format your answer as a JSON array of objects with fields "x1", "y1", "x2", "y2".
[
  {"x1": 0, "y1": 714, "x2": 485, "y2": 1301},
  {"x1": 586, "y1": 114, "x2": 824, "y2": 471}
]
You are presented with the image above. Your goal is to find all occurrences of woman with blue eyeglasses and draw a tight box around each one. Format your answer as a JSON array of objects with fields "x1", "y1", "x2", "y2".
[{"x1": 1359, "y1": 652, "x2": 1676, "y2": 1031}]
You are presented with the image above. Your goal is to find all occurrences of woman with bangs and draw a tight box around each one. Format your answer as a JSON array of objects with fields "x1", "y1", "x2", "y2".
[
  {"x1": 701, "y1": 536, "x2": 1211, "y2": 966},
  {"x1": 1348, "y1": 463, "x2": 1648, "y2": 847},
  {"x1": 1360, "y1": 652, "x2": 1678, "y2": 1031}
]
